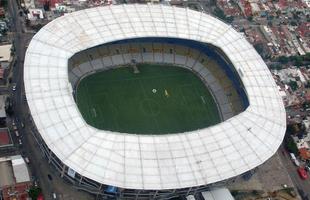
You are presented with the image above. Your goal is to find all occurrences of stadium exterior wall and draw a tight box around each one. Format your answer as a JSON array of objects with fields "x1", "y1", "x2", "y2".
[{"x1": 29, "y1": 127, "x2": 234, "y2": 199}]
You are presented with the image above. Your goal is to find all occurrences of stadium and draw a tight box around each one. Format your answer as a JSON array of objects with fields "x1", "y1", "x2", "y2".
[{"x1": 24, "y1": 4, "x2": 286, "y2": 199}]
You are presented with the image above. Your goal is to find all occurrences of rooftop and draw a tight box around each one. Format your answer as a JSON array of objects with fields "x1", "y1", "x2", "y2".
[{"x1": 0, "y1": 44, "x2": 12, "y2": 62}]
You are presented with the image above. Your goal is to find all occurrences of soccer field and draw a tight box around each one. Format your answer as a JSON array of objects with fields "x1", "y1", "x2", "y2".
[{"x1": 76, "y1": 64, "x2": 221, "y2": 134}]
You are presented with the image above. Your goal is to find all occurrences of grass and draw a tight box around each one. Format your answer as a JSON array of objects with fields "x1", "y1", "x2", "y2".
[{"x1": 76, "y1": 64, "x2": 221, "y2": 134}]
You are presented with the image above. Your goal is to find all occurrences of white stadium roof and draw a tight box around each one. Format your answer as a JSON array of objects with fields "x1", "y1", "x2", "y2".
[{"x1": 24, "y1": 4, "x2": 286, "y2": 190}]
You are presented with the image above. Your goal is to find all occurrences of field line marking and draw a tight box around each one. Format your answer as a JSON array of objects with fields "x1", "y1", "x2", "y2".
[
  {"x1": 193, "y1": 86, "x2": 220, "y2": 123},
  {"x1": 200, "y1": 96, "x2": 206, "y2": 104},
  {"x1": 92, "y1": 108, "x2": 97, "y2": 118},
  {"x1": 178, "y1": 85, "x2": 196, "y2": 124},
  {"x1": 138, "y1": 79, "x2": 160, "y2": 133}
]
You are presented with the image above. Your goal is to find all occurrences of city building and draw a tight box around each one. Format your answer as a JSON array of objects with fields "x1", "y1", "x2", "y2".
[{"x1": 0, "y1": 155, "x2": 31, "y2": 200}]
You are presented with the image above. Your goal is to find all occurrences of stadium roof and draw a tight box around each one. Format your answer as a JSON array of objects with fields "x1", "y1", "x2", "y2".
[{"x1": 24, "y1": 4, "x2": 286, "y2": 190}]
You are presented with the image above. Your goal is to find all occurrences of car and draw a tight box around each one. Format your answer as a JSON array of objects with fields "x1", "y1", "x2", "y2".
[
  {"x1": 297, "y1": 167, "x2": 308, "y2": 180},
  {"x1": 305, "y1": 166, "x2": 310, "y2": 172},
  {"x1": 15, "y1": 131, "x2": 19, "y2": 137},
  {"x1": 12, "y1": 83, "x2": 17, "y2": 91},
  {"x1": 24, "y1": 157, "x2": 30, "y2": 164}
]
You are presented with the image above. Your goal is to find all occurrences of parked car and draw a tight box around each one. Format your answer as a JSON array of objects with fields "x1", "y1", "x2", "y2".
[{"x1": 297, "y1": 167, "x2": 308, "y2": 180}]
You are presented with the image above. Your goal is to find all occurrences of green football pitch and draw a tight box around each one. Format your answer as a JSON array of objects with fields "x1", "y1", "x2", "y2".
[{"x1": 76, "y1": 64, "x2": 221, "y2": 134}]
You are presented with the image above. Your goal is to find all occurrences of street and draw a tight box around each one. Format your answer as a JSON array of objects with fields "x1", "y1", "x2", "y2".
[
  {"x1": 278, "y1": 145, "x2": 310, "y2": 200},
  {"x1": 7, "y1": 0, "x2": 94, "y2": 199}
]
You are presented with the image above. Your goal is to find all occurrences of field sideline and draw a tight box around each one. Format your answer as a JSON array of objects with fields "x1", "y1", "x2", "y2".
[{"x1": 76, "y1": 64, "x2": 221, "y2": 134}]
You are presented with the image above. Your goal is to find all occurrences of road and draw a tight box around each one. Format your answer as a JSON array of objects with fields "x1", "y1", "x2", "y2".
[
  {"x1": 7, "y1": 0, "x2": 55, "y2": 198},
  {"x1": 278, "y1": 145, "x2": 310, "y2": 200},
  {"x1": 7, "y1": 1, "x2": 95, "y2": 200}
]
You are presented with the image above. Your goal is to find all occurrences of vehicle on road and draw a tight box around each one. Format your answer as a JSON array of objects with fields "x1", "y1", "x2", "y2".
[
  {"x1": 297, "y1": 167, "x2": 308, "y2": 180},
  {"x1": 293, "y1": 159, "x2": 300, "y2": 167},
  {"x1": 15, "y1": 130, "x2": 19, "y2": 137},
  {"x1": 12, "y1": 83, "x2": 17, "y2": 91},
  {"x1": 290, "y1": 153, "x2": 300, "y2": 166},
  {"x1": 186, "y1": 195, "x2": 196, "y2": 200},
  {"x1": 24, "y1": 157, "x2": 29, "y2": 164},
  {"x1": 13, "y1": 124, "x2": 17, "y2": 131}
]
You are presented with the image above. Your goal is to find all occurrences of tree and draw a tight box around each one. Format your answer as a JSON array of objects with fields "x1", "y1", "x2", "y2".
[
  {"x1": 213, "y1": 7, "x2": 234, "y2": 24},
  {"x1": 209, "y1": 0, "x2": 217, "y2": 7},
  {"x1": 294, "y1": 56, "x2": 303, "y2": 66},
  {"x1": 285, "y1": 136, "x2": 298, "y2": 154},
  {"x1": 290, "y1": 21, "x2": 298, "y2": 26},
  {"x1": 28, "y1": 187, "x2": 42, "y2": 200},
  {"x1": 43, "y1": 1, "x2": 50, "y2": 11},
  {"x1": 288, "y1": 80, "x2": 298, "y2": 91},
  {"x1": 214, "y1": 7, "x2": 225, "y2": 19},
  {"x1": 292, "y1": 12, "x2": 299, "y2": 20},
  {"x1": 278, "y1": 56, "x2": 289, "y2": 64},
  {"x1": 254, "y1": 43, "x2": 264, "y2": 56},
  {"x1": 270, "y1": 64, "x2": 282, "y2": 70},
  {"x1": 304, "y1": 52, "x2": 310, "y2": 61},
  {"x1": 0, "y1": 0, "x2": 7, "y2": 7}
]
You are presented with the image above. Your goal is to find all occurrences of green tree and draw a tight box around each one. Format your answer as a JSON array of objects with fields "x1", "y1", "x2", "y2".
[
  {"x1": 290, "y1": 21, "x2": 298, "y2": 26},
  {"x1": 285, "y1": 136, "x2": 298, "y2": 154},
  {"x1": 278, "y1": 56, "x2": 289, "y2": 64},
  {"x1": 28, "y1": 187, "x2": 42, "y2": 200},
  {"x1": 289, "y1": 80, "x2": 298, "y2": 91},
  {"x1": 270, "y1": 64, "x2": 282, "y2": 70},
  {"x1": 254, "y1": 43, "x2": 264, "y2": 56},
  {"x1": 213, "y1": 7, "x2": 234, "y2": 23},
  {"x1": 294, "y1": 56, "x2": 303, "y2": 66}
]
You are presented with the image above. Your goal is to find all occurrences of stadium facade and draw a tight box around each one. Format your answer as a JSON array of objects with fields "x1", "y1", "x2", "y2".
[{"x1": 24, "y1": 4, "x2": 286, "y2": 199}]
